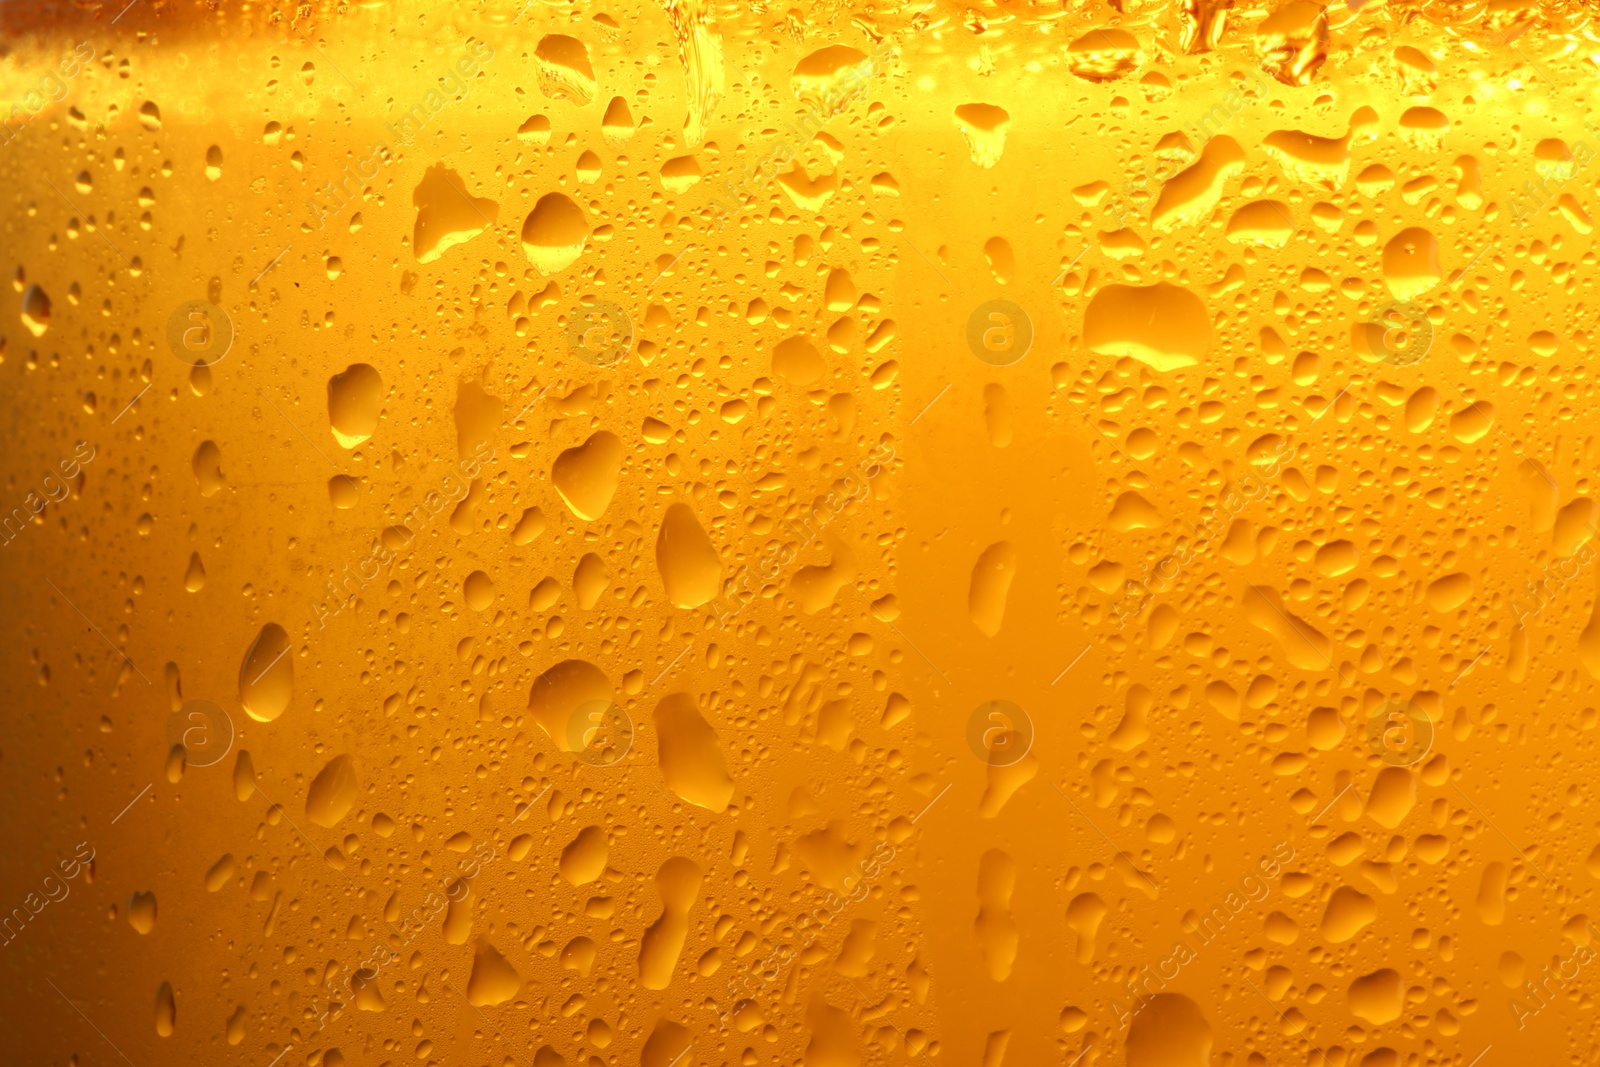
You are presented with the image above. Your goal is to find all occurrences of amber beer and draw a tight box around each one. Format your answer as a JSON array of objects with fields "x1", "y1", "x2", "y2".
[{"x1": 2, "y1": 1, "x2": 1592, "y2": 1065}]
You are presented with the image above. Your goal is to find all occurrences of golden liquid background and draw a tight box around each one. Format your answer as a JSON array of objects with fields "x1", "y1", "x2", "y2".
[{"x1": 0, "y1": 2, "x2": 1596, "y2": 1067}]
